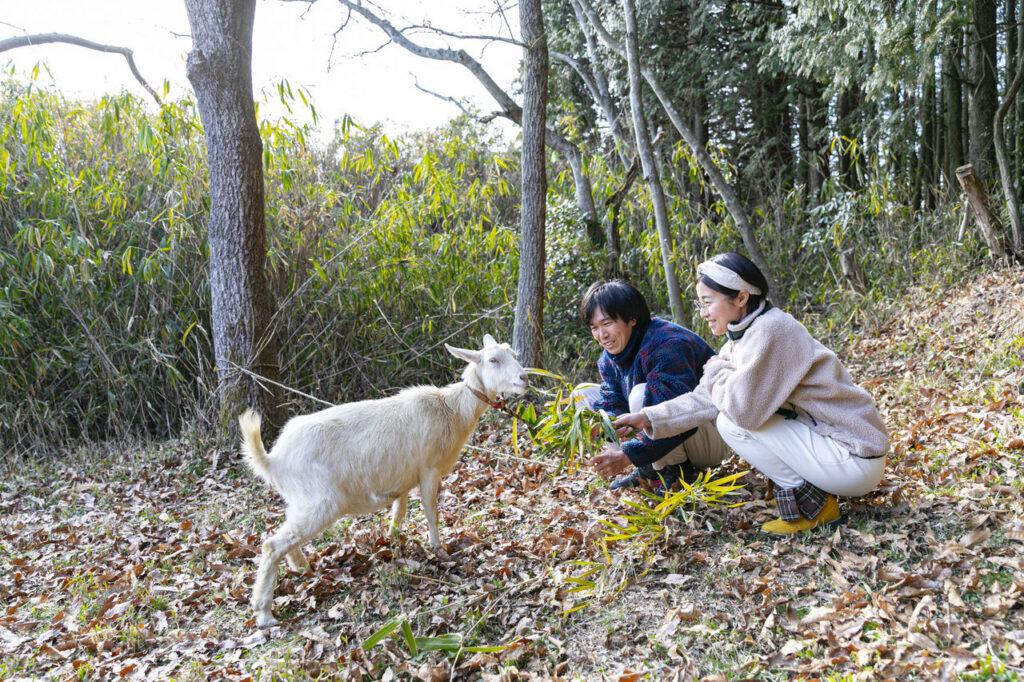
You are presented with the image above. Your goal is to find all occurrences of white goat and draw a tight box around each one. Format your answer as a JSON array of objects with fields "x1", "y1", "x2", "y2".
[{"x1": 237, "y1": 334, "x2": 528, "y2": 627}]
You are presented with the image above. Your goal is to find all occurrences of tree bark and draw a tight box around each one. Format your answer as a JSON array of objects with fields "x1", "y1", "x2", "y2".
[
  {"x1": 620, "y1": 0, "x2": 683, "y2": 322},
  {"x1": 839, "y1": 248, "x2": 867, "y2": 293},
  {"x1": 955, "y1": 164, "x2": 1013, "y2": 260},
  {"x1": 1017, "y1": 0, "x2": 1024, "y2": 182},
  {"x1": 994, "y1": 54, "x2": 1024, "y2": 249},
  {"x1": 184, "y1": 0, "x2": 285, "y2": 440},
  {"x1": 967, "y1": 0, "x2": 999, "y2": 177},
  {"x1": 944, "y1": 32, "x2": 965, "y2": 186},
  {"x1": 512, "y1": 0, "x2": 548, "y2": 369}
]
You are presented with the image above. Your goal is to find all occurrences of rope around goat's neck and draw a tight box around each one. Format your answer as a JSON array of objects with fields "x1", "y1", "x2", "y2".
[
  {"x1": 463, "y1": 380, "x2": 535, "y2": 431},
  {"x1": 466, "y1": 383, "x2": 502, "y2": 409}
]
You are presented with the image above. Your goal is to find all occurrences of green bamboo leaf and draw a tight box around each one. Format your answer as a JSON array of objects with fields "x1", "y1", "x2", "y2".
[
  {"x1": 462, "y1": 644, "x2": 507, "y2": 653},
  {"x1": 597, "y1": 409, "x2": 620, "y2": 446},
  {"x1": 414, "y1": 634, "x2": 463, "y2": 652},
  {"x1": 181, "y1": 321, "x2": 198, "y2": 346},
  {"x1": 400, "y1": 618, "x2": 418, "y2": 656},
  {"x1": 362, "y1": 617, "x2": 402, "y2": 650}
]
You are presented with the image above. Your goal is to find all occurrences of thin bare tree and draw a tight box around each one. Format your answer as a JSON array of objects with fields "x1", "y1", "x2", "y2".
[
  {"x1": 184, "y1": 0, "x2": 286, "y2": 440},
  {"x1": 513, "y1": 0, "x2": 548, "y2": 367},
  {"x1": 621, "y1": 0, "x2": 684, "y2": 321}
]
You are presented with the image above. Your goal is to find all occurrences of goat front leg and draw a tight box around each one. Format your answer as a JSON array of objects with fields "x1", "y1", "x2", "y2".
[
  {"x1": 390, "y1": 493, "x2": 408, "y2": 538},
  {"x1": 418, "y1": 468, "x2": 444, "y2": 551}
]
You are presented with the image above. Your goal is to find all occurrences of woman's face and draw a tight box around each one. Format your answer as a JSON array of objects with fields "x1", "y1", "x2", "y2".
[
  {"x1": 695, "y1": 282, "x2": 748, "y2": 336},
  {"x1": 589, "y1": 307, "x2": 637, "y2": 354}
]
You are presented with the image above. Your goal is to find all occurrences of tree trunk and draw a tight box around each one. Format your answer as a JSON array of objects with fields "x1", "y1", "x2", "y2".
[
  {"x1": 804, "y1": 83, "x2": 830, "y2": 200},
  {"x1": 838, "y1": 86, "x2": 860, "y2": 190},
  {"x1": 512, "y1": 0, "x2": 548, "y2": 368},
  {"x1": 568, "y1": 0, "x2": 632, "y2": 170},
  {"x1": 917, "y1": 78, "x2": 937, "y2": 209},
  {"x1": 944, "y1": 32, "x2": 965, "y2": 186},
  {"x1": 621, "y1": 0, "x2": 684, "y2": 322},
  {"x1": 955, "y1": 164, "x2": 1013, "y2": 260},
  {"x1": 839, "y1": 248, "x2": 867, "y2": 293},
  {"x1": 1017, "y1": 0, "x2": 1024, "y2": 182},
  {"x1": 994, "y1": 55, "x2": 1024, "y2": 249},
  {"x1": 692, "y1": 84, "x2": 710, "y2": 210},
  {"x1": 184, "y1": 0, "x2": 284, "y2": 441},
  {"x1": 967, "y1": 0, "x2": 999, "y2": 177},
  {"x1": 1006, "y1": 0, "x2": 1017, "y2": 184}
]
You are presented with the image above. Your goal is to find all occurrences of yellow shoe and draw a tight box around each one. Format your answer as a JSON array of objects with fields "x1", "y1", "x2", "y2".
[{"x1": 760, "y1": 495, "x2": 841, "y2": 536}]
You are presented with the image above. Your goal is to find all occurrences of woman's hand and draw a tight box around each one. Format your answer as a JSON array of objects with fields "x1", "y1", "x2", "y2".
[
  {"x1": 590, "y1": 447, "x2": 631, "y2": 479},
  {"x1": 613, "y1": 411, "x2": 650, "y2": 439}
]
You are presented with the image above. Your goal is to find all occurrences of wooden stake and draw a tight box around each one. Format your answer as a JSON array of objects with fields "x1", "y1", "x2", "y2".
[{"x1": 955, "y1": 164, "x2": 1012, "y2": 261}]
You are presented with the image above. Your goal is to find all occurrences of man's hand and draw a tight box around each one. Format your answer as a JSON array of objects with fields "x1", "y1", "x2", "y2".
[
  {"x1": 613, "y1": 411, "x2": 651, "y2": 440},
  {"x1": 590, "y1": 447, "x2": 631, "y2": 479}
]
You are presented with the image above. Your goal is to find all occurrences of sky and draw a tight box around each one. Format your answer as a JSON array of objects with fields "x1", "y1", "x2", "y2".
[{"x1": 0, "y1": 0, "x2": 522, "y2": 138}]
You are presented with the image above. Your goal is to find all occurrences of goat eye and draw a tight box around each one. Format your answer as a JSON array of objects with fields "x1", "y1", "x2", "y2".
[{"x1": 489, "y1": 358, "x2": 500, "y2": 364}]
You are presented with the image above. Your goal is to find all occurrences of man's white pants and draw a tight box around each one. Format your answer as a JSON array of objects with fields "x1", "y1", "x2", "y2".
[
  {"x1": 576, "y1": 383, "x2": 729, "y2": 471},
  {"x1": 716, "y1": 413, "x2": 885, "y2": 496}
]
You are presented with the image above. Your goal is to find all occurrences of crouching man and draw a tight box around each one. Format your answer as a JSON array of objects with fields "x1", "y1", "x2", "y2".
[{"x1": 578, "y1": 280, "x2": 729, "y2": 493}]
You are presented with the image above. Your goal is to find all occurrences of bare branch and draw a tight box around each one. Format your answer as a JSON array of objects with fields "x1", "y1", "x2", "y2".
[
  {"x1": 331, "y1": 0, "x2": 523, "y2": 123},
  {"x1": 0, "y1": 33, "x2": 163, "y2": 107},
  {"x1": 308, "y1": 0, "x2": 599, "y2": 222},
  {"x1": 411, "y1": 24, "x2": 523, "y2": 48},
  {"x1": 411, "y1": 76, "x2": 475, "y2": 118}
]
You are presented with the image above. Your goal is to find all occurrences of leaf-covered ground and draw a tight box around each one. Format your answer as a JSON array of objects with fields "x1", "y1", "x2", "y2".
[{"x1": 3, "y1": 266, "x2": 1023, "y2": 681}]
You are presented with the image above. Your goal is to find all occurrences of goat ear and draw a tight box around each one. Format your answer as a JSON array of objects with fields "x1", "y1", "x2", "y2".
[
  {"x1": 482, "y1": 334, "x2": 497, "y2": 348},
  {"x1": 446, "y1": 343, "x2": 483, "y2": 365}
]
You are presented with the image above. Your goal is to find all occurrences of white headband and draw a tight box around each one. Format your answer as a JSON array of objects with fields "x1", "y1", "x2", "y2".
[{"x1": 697, "y1": 260, "x2": 763, "y2": 295}]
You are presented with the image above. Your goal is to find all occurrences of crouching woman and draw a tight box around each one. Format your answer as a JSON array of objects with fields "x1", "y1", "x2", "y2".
[{"x1": 614, "y1": 252, "x2": 888, "y2": 535}]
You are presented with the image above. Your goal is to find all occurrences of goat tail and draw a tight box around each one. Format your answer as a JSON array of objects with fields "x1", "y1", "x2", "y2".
[{"x1": 238, "y1": 409, "x2": 273, "y2": 486}]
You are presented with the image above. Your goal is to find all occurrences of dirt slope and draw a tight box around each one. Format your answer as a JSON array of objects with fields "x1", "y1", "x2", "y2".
[{"x1": 1, "y1": 266, "x2": 1022, "y2": 680}]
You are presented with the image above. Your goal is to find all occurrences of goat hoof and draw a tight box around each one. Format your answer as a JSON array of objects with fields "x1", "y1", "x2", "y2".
[
  {"x1": 430, "y1": 546, "x2": 451, "y2": 561},
  {"x1": 255, "y1": 612, "x2": 278, "y2": 628}
]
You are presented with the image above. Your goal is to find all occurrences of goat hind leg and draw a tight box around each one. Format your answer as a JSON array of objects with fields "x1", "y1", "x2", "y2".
[
  {"x1": 286, "y1": 548, "x2": 310, "y2": 572},
  {"x1": 252, "y1": 504, "x2": 336, "y2": 627},
  {"x1": 390, "y1": 494, "x2": 408, "y2": 538}
]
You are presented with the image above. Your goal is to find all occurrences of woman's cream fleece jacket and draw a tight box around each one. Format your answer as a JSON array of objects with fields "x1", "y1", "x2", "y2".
[{"x1": 642, "y1": 307, "x2": 889, "y2": 459}]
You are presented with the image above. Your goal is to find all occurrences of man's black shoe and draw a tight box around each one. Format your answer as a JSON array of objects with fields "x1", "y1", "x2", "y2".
[{"x1": 609, "y1": 464, "x2": 656, "y2": 490}]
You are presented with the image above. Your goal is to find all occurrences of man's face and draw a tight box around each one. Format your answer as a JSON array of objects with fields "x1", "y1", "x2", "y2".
[{"x1": 588, "y1": 307, "x2": 637, "y2": 355}]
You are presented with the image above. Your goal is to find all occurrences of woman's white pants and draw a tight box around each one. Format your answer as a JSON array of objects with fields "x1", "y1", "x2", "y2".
[
  {"x1": 576, "y1": 383, "x2": 729, "y2": 471},
  {"x1": 716, "y1": 412, "x2": 885, "y2": 496}
]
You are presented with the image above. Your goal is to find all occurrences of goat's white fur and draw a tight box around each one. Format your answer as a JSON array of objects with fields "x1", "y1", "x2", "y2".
[{"x1": 238, "y1": 334, "x2": 528, "y2": 627}]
